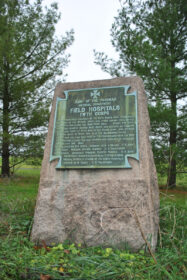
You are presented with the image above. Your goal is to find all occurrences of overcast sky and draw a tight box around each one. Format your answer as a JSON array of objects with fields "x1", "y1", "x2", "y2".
[{"x1": 43, "y1": 0, "x2": 121, "y2": 82}]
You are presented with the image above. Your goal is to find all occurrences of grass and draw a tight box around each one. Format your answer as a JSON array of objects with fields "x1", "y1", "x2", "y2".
[
  {"x1": 158, "y1": 172, "x2": 187, "y2": 190},
  {"x1": 0, "y1": 167, "x2": 187, "y2": 279},
  {"x1": 160, "y1": 190, "x2": 187, "y2": 208},
  {"x1": 0, "y1": 165, "x2": 40, "y2": 199}
]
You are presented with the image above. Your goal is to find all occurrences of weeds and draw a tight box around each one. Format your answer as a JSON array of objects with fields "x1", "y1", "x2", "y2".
[{"x1": 0, "y1": 169, "x2": 186, "y2": 279}]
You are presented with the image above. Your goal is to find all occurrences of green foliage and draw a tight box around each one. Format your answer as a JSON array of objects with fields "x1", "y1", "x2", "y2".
[
  {"x1": 0, "y1": 0, "x2": 74, "y2": 176},
  {"x1": 0, "y1": 206, "x2": 186, "y2": 280},
  {"x1": 94, "y1": 0, "x2": 187, "y2": 187},
  {"x1": 0, "y1": 169, "x2": 187, "y2": 279}
]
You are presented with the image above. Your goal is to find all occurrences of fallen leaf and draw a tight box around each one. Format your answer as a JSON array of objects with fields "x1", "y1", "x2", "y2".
[
  {"x1": 33, "y1": 245, "x2": 42, "y2": 250},
  {"x1": 40, "y1": 274, "x2": 51, "y2": 280},
  {"x1": 42, "y1": 240, "x2": 51, "y2": 251},
  {"x1": 59, "y1": 267, "x2": 64, "y2": 272},
  {"x1": 33, "y1": 241, "x2": 51, "y2": 251},
  {"x1": 64, "y1": 249, "x2": 70, "y2": 254}
]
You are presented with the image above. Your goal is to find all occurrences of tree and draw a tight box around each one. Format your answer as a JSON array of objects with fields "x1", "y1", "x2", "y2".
[
  {"x1": 94, "y1": 0, "x2": 187, "y2": 188},
  {"x1": 0, "y1": 0, "x2": 74, "y2": 176}
]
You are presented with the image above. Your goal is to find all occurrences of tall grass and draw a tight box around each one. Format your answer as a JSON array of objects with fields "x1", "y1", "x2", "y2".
[{"x1": 0, "y1": 168, "x2": 186, "y2": 279}]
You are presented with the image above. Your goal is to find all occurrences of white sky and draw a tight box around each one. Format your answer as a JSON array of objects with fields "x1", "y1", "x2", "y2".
[{"x1": 43, "y1": 0, "x2": 121, "y2": 82}]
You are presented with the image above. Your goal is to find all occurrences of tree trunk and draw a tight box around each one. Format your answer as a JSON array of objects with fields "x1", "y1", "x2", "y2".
[
  {"x1": 1, "y1": 59, "x2": 10, "y2": 177},
  {"x1": 2, "y1": 109, "x2": 10, "y2": 176},
  {"x1": 167, "y1": 131, "x2": 176, "y2": 188},
  {"x1": 167, "y1": 93, "x2": 177, "y2": 188},
  {"x1": 2, "y1": 139, "x2": 10, "y2": 177}
]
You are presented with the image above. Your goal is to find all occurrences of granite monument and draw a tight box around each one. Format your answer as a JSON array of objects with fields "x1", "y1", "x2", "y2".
[{"x1": 31, "y1": 77, "x2": 159, "y2": 251}]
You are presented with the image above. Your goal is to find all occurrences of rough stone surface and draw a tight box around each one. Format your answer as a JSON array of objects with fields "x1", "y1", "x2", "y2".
[{"x1": 31, "y1": 77, "x2": 159, "y2": 251}]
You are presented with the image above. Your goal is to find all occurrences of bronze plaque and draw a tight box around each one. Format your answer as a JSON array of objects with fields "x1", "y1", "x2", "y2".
[{"x1": 50, "y1": 86, "x2": 139, "y2": 168}]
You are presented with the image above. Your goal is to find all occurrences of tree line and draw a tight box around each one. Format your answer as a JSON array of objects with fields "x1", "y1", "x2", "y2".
[
  {"x1": 0, "y1": 0, "x2": 74, "y2": 176},
  {"x1": 0, "y1": 0, "x2": 186, "y2": 188},
  {"x1": 94, "y1": 0, "x2": 187, "y2": 188}
]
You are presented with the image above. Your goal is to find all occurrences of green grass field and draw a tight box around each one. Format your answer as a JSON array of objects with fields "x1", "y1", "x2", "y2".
[
  {"x1": 158, "y1": 172, "x2": 187, "y2": 190},
  {"x1": 0, "y1": 167, "x2": 187, "y2": 280}
]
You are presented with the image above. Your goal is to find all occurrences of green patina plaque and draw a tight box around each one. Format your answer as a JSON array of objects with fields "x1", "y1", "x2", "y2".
[{"x1": 50, "y1": 85, "x2": 139, "y2": 168}]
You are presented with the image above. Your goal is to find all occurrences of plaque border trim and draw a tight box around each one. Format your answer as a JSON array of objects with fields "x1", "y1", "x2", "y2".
[{"x1": 50, "y1": 85, "x2": 139, "y2": 169}]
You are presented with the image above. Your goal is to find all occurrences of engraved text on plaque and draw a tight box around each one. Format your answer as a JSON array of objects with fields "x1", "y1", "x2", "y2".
[{"x1": 50, "y1": 86, "x2": 138, "y2": 168}]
